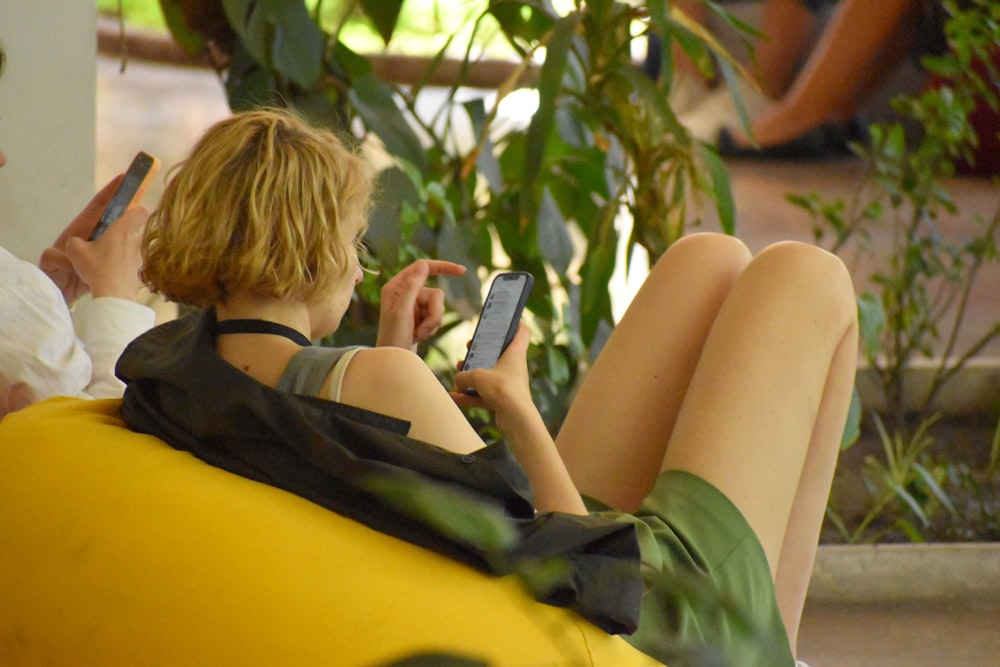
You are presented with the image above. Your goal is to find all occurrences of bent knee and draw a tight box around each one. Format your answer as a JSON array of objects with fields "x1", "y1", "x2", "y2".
[
  {"x1": 667, "y1": 232, "x2": 753, "y2": 265},
  {"x1": 753, "y1": 241, "x2": 857, "y2": 319},
  {"x1": 649, "y1": 233, "x2": 752, "y2": 284}
]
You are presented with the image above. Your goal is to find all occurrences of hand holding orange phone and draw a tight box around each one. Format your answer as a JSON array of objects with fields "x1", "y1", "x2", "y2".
[{"x1": 88, "y1": 151, "x2": 161, "y2": 241}]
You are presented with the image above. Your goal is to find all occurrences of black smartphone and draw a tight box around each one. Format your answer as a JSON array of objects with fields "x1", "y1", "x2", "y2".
[
  {"x1": 88, "y1": 151, "x2": 161, "y2": 241},
  {"x1": 462, "y1": 271, "x2": 534, "y2": 375}
]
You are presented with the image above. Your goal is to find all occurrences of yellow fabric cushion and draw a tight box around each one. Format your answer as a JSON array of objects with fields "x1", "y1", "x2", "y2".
[{"x1": 0, "y1": 398, "x2": 658, "y2": 666}]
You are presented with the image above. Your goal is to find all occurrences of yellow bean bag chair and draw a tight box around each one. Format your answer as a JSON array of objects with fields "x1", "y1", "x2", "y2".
[{"x1": 0, "y1": 398, "x2": 659, "y2": 666}]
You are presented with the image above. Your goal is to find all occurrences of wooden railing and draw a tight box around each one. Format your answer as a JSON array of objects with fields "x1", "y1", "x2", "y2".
[{"x1": 96, "y1": 19, "x2": 536, "y2": 89}]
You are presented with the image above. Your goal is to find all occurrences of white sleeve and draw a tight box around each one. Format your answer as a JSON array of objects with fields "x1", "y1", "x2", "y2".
[
  {"x1": 71, "y1": 296, "x2": 156, "y2": 399},
  {"x1": 0, "y1": 248, "x2": 91, "y2": 401}
]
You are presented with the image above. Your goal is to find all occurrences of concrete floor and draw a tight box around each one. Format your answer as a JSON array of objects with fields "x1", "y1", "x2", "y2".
[
  {"x1": 97, "y1": 55, "x2": 1000, "y2": 667},
  {"x1": 799, "y1": 601, "x2": 1000, "y2": 667}
]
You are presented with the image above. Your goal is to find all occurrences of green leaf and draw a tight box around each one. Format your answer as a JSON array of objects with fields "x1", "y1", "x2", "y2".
[
  {"x1": 158, "y1": 0, "x2": 207, "y2": 54},
  {"x1": 348, "y1": 75, "x2": 428, "y2": 170},
  {"x1": 856, "y1": 292, "x2": 885, "y2": 361},
  {"x1": 841, "y1": 387, "x2": 862, "y2": 450},
  {"x1": 291, "y1": 87, "x2": 349, "y2": 131},
  {"x1": 702, "y1": 0, "x2": 766, "y2": 39},
  {"x1": 489, "y1": 0, "x2": 555, "y2": 48},
  {"x1": 365, "y1": 474, "x2": 519, "y2": 556},
  {"x1": 579, "y1": 203, "x2": 619, "y2": 345},
  {"x1": 715, "y1": 57, "x2": 751, "y2": 138},
  {"x1": 894, "y1": 518, "x2": 926, "y2": 544},
  {"x1": 514, "y1": 556, "x2": 572, "y2": 601},
  {"x1": 328, "y1": 39, "x2": 374, "y2": 80},
  {"x1": 911, "y1": 462, "x2": 956, "y2": 513},
  {"x1": 222, "y1": 0, "x2": 325, "y2": 88},
  {"x1": 367, "y1": 166, "x2": 419, "y2": 262},
  {"x1": 224, "y1": 40, "x2": 280, "y2": 111},
  {"x1": 885, "y1": 477, "x2": 930, "y2": 526},
  {"x1": 469, "y1": 99, "x2": 504, "y2": 193},
  {"x1": 613, "y1": 62, "x2": 689, "y2": 141},
  {"x1": 271, "y1": 17, "x2": 324, "y2": 88},
  {"x1": 661, "y1": 7, "x2": 713, "y2": 79},
  {"x1": 698, "y1": 143, "x2": 736, "y2": 235},
  {"x1": 521, "y1": 12, "x2": 581, "y2": 227},
  {"x1": 546, "y1": 344, "x2": 570, "y2": 386},
  {"x1": 536, "y1": 190, "x2": 574, "y2": 275},
  {"x1": 436, "y1": 220, "x2": 483, "y2": 318},
  {"x1": 360, "y1": 0, "x2": 404, "y2": 45}
]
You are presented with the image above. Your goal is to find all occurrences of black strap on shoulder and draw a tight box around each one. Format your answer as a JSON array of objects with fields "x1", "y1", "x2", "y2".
[{"x1": 212, "y1": 318, "x2": 312, "y2": 347}]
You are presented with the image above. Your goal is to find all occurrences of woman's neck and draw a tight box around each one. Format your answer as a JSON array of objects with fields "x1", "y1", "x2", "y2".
[
  {"x1": 213, "y1": 294, "x2": 313, "y2": 386},
  {"x1": 215, "y1": 293, "x2": 312, "y2": 339}
]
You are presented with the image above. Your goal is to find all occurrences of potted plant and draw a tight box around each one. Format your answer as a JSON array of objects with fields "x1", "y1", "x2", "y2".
[
  {"x1": 787, "y1": 0, "x2": 1000, "y2": 605},
  {"x1": 157, "y1": 0, "x2": 755, "y2": 427}
]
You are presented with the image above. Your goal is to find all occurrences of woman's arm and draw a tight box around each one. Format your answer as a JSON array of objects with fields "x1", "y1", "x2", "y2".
[
  {"x1": 453, "y1": 324, "x2": 587, "y2": 515},
  {"x1": 370, "y1": 260, "x2": 585, "y2": 513}
]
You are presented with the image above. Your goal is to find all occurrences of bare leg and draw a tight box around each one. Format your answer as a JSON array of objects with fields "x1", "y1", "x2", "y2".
[
  {"x1": 662, "y1": 242, "x2": 857, "y2": 649},
  {"x1": 744, "y1": 0, "x2": 917, "y2": 146},
  {"x1": 559, "y1": 237, "x2": 858, "y2": 654},
  {"x1": 672, "y1": 0, "x2": 817, "y2": 98},
  {"x1": 556, "y1": 232, "x2": 753, "y2": 509},
  {"x1": 755, "y1": 0, "x2": 821, "y2": 100}
]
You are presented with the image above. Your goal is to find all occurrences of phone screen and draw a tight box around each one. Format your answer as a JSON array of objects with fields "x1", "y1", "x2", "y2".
[
  {"x1": 89, "y1": 151, "x2": 160, "y2": 241},
  {"x1": 463, "y1": 272, "x2": 533, "y2": 372}
]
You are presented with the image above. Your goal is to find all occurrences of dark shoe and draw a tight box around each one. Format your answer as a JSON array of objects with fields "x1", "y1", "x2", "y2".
[{"x1": 717, "y1": 120, "x2": 865, "y2": 160}]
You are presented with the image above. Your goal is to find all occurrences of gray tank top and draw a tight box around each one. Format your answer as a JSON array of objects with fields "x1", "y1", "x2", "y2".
[{"x1": 276, "y1": 346, "x2": 363, "y2": 397}]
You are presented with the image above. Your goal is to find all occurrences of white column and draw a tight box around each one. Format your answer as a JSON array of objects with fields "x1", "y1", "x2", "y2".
[{"x1": 0, "y1": 1, "x2": 96, "y2": 262}]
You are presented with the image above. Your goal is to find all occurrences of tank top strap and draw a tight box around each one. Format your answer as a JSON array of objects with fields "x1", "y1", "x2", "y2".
[{"x1": 276, "y1": 346, "x2": 364, "y2": 397}]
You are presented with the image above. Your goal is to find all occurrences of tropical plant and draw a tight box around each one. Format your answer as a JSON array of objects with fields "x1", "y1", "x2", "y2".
[{"x1": 157, "y1": 0, "x2": 753, "y2": 428}]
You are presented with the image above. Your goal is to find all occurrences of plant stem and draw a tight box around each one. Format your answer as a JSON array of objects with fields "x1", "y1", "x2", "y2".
[{"x1": 924, "y1": 204, "x2": 1000, "y2": 407}]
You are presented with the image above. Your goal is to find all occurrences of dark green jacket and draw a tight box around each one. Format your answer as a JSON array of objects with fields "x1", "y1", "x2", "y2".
[{"x1": 116, "y1": 310, "x2": 643, "y2": 635}]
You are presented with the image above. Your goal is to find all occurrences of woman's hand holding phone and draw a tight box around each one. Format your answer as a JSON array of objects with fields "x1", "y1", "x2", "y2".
[
  {"x1": 66, "y1": 206, "x2": 149, "y2": 300},
  {"x1": 451, "y1": 321, "x2": 535, "y2": 422},
  {"x1": 38, "y1": 152, "x2": 159, "y2": 304},
  {"x1": 87, "y1": 151, "x2": 160, "y2": 242},
  {"x1": 38, "y1": 175, "x2": 125, "y2": 304},
  {"x1": 453, "y1": 322, "x2": 588, "y2": 515}
]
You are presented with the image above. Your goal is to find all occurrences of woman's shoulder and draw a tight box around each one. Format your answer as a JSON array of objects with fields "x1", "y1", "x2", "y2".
[
  {"x1": 335, "y1": 345, "x2": 433, "y2": 387},
  {"x1": 280, "y1": 345, "x2": 367, "y2": 395},
  {"x1": 289, "y1": 345, "x2": 429, "y2": 401},
  {"x1": 336, "y1": 345, "x2": 448, "y2": 400}
]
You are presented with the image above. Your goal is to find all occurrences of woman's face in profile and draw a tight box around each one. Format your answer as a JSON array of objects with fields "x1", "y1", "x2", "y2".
[{"x1": 306, "y1": 223, "x2": 365, "y2": 339}]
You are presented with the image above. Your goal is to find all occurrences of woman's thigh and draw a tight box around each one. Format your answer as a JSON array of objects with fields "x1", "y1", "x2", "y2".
[
  {"x1": 660, "y1": 241, "x2": 857, "y2": 571},
  {"x1": 556, "y1": 233, "x2": 753, "y2": 510}
]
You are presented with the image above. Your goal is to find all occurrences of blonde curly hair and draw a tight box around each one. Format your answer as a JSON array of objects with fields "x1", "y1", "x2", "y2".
[{"x1": 142, "y1": 108, "x2": 372, "y2": 308}]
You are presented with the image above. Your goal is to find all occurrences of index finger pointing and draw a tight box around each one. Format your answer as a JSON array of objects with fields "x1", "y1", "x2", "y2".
[{"x1": 422, "y1": 260, "x2": 467, "y2": 277}]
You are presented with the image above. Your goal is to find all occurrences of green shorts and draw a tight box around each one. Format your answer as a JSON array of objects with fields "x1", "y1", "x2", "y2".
[{"x1": 586, "y1": 470, "x2": 794, "y2": 667}]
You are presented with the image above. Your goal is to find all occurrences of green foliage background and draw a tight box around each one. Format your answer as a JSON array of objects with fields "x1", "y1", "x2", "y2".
[{"x1": 148, "y1": 0, "x2": 747, "y2": 429}]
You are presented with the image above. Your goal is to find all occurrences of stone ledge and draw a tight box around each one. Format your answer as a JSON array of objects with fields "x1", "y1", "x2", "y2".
[
  {"x1": 809, "y1": 543, "x2": 1000, "y2": 605},
  {"x1": 856, "y1": 358, "x2": 1000, "y2": 417}
]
